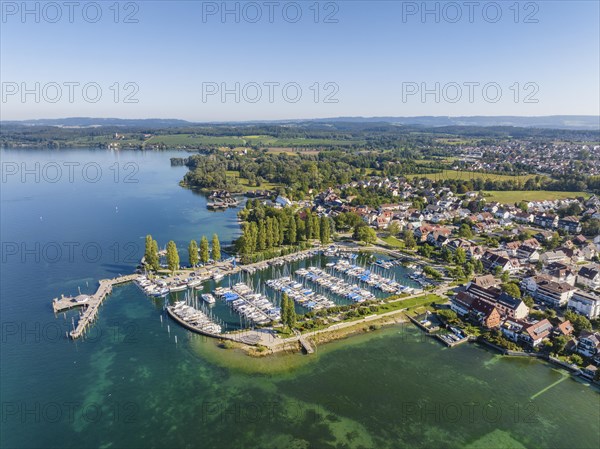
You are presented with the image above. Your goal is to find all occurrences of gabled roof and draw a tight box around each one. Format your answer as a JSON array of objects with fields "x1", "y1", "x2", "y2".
[
  {"x1": 524, "y1": 319, "x2": 553, "y2": 341},
  {"x1": 471, "y1": 298, "x2": 498, "y2": 318},
  {"x1": 472, "y1": 275, "x2": 497, "y2": 289},
  {"x1": 578, "y1": 266, "x2": 600, "y2": 280},
  {"x1": 556, "y1": 320, "x2": 574, "y2": 336}
]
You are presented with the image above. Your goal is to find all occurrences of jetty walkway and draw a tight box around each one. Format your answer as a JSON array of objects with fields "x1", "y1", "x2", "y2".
[{"x1": 52, "y1": 274, "x2": 137, "y2": 339}]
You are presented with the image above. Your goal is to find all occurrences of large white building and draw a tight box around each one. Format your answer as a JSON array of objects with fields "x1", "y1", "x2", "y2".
[
  {"x1": 577, "y1": 265, "x2": 600, "y2": 291},
  {"x1": 568, "y1": 290, "x2": 600, "y2": 319}
]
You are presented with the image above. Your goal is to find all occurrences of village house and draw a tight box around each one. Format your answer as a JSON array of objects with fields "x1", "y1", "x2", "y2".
[
  {"x1": 577, "y1": 265, "x2": 600, "y2": 291},
  {"x1": 520, "y1": 319, "x2": 553, "y2": 347},
  {"x1": 534, "y1": 214, "x2": 558, "y2": 229},
  {"x1": 539, "y1": 249, "x2": 570, "y2": 266},
  {"x1": 554, "y1": 320, "x2": 574, "y2": 337},
  {"x1": 481, "y1": 251, "x2": 520, "y2": 273},
  {"x1": 542, "y1": 262, "x2": 577, "y2": 286},
  {"x1": 515, "y1": 245, "x2": 540, "y2": 263},
  {"x1": 470, "y1": 299, "x2": 502, "y2": 329},
  {"x1": 501, "y1": 319, "x2": 527, "y2": 342},
  {"x1": 512, "y1": 211, "x2": 535, "y2": 223},
  {"x1": 557, "y1": 216, "x2": 582, "y2": 234},
  {"x1": 577, "y1": 331, "x2": 600, "y2": 358}
]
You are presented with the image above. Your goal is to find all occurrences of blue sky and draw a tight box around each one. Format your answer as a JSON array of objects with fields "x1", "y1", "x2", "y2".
[{"x1": 1, "y1": 1, "x2": 599, "y2": 120}]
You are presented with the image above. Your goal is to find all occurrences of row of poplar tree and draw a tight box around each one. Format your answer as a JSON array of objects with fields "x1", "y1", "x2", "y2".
[
  {"x1": 280, "y1": 293, "x2": 296, "y2": 329},
  {"x1": 144, "y1": 234, "x2": 221, "y2": 273},
  {"x1": 237, "y1": 210, "x2": 332, "y2": 256}
]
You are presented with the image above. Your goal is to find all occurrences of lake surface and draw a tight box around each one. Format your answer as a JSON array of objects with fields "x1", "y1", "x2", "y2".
[{"x1": 1, "y1": 148, "x2": 598, "y2": 449}]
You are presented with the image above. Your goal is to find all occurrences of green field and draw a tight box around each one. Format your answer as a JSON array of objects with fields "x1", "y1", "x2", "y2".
[
  {"x1": 483, "y1": 190, "x2": 590, "y2": 203},
  {"x1": 377, "y1": 294, "x2": 446, "y2": 313},
  {"x1": 143, "y1": 133, "x2": 364, "y2": 148},
  {"x1": 145, "y1": 134, "x2": 246, "y2": 146},
  {"x1": 269, "y1": 138, "x2": 366, "y2": 147},
  {"x1": 381, "y1": 236, "x2": 406, "y2": 248},
  {"x1": 411, "y1": 170, "x2": 537, "y2": 182}
]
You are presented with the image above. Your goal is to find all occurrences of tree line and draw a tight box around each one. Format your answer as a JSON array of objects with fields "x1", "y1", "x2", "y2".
[
  {"x1": 235, "y1": 202, "x2": 332, "y2": 260},
  {"x1": 144, "y1": 234, "x2": 221, "y2": 274}
]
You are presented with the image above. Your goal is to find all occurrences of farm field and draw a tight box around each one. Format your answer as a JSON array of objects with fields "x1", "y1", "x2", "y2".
[
  {"x1": 145, "y1": 134, "x2": 246, "y2": 146},
  {"x1": 483, "y1": 190, "x2": 590, "y2": 203},
  {"x1": 411, "y1": 170, "x2": 538, "y2": 182}
]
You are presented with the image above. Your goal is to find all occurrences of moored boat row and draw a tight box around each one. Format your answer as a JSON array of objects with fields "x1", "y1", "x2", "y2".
[
  {"x1": 266, "y1": 276, "x2": 335, "y2": 310},
  {"x1": 296, "y1": 267, "x2": 376, "y2": 303},
  {"x1": 167, "y1": 300, "x2": 222, "y2": 334}
]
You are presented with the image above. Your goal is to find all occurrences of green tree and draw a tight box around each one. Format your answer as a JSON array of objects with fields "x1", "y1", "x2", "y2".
[
  {"x1": 552, "y1": 335, "x2": 569, "y2": 355},
  {"x1": 403, "y1": 230, "x2": 416, "y2": 249},
  {"x1": 258, "y1": 221, "x2": 267, "y2": 250},
  {"x1": 281, "y1": 293, "x2": 290, "y2": 327},
  {"x1": 211, "y1": 234, "x2": 221, "y2": 261},
  {"x1": 287, "y1": 215, "x2": 297, "y2": 244},
  {"x1": 305, "y1": 215, "x2": 313, "y2": 240},
  {"x1": 565, "y1": 310, "x2": 592, "y2": 333},
  {"x1": 265, "y1": 218, "x2": 274, "y2": 249},
  {"x1": 457, "y1": 223, "x2": 473, "y2": 238},
  {"x1": 312, "y1": 216, "x2": 320, "y2": 240},
  {"x1": 501, "y1": 282, "x2": 522, "y2": 298},
  {"x1": 465, "y1": 262, "x2": 474, "y2": 277},
  {"x1": 419, "y1": 244, "x2": 433, "y2": 258},
  {"x1": 286, "y1": 296, "x2": 296, "y2": 329},
  {"x1": 296, "y1": 215, "x2": 305, "y2": 241},
  {"x1": 200, "y1": 236, "x2": 210, "y2": 263},
  {"x1": 166, "y1": 240, "x2": 180, "y2": 273},
  {"x1": 144, "y1": 235, "x2": 159, "y2": 271},
  {"x1": 188, "y1": 240, "x2": 199, "y2": 267},
  {"x1": 501, "y1": 270, "x2": 510, "y2": 283},
  {"x1": 570, "y1": 354, "x2": 583, "y2": 366},
  {"x1": 437, "y1": 309, "x2": 458, "y2": 323},
  {"x1": 455, "y1": 248, "x2": 467, "y2": 265},
  {"x1": 320, "y1": 216, "x2": 331, "y2": 244},
  {"x1": 441, "y1": 246, "x2": 454, "y2": 263},
  {"x1": 474, "y1": 259, "x2": 484, "y2": 273},
  {"x1": 454, "y1": 266, "x2": 465, "y2": 280},
  {"x1": 522, "y1": 295, "x2": 534, "y2": 308},
  {"x1": 356, "y1": 226, "x2": 377, "y2": 244},
  {"x1": 388, "y1": 221, "x2": 401, "y2": 236}
]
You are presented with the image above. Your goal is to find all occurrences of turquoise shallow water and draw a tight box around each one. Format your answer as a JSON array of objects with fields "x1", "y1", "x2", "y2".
[{"x1": 1, "y1": 148, "x2": 599, "y2": 449}]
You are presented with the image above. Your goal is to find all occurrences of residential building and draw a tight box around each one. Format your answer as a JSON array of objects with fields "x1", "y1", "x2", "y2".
[
  {"x1": 568, "y1": 290, "x2": 600, "y2": 319},
  {"x1": 521, "y1": 276, "x2": 575, "y2": 307},
  {"x1": 520, "y1": 319, "x2": 553, "y2": 347},
  {"x1": 558, "y1": 216, "x2": 582, "y2": 234},
  {"x1": 577, "y1": 265, "x2": 600, "y2": 291},
  {"x1": 577, "y1": 331, "x2": 600, "y2": 358}
]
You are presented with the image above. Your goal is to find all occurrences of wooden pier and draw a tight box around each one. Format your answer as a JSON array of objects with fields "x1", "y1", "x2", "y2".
[
  {"x1": 52, "y1": 274, "x2": 137, "y2": 339},
  {"x1": 299, "y1": 336, "x2": 315, "y2": 354}
]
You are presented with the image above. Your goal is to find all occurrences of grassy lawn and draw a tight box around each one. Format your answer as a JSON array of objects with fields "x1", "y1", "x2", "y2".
[
  {"x1": 483, "y1": 190, "x2": 589, "y2": 203},
  {"x1": 411, "y1": 170, "x2": 537, "y2": 182},
  {"x1": 378, "y1": 294, "x2": 446, "y2": 314},
  {"x1": 381, "y1": 235, "x2": 406, "y2": 249},
  {"x1": 225, "y1": 170, "x2": 281, "y2": 192}
]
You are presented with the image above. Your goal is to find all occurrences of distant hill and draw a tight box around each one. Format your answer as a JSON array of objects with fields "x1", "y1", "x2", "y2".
[
  {"x1": 1, "y1": 117, "x2": 192, "y2": 128},
  {"x1": 309, "y1": 115, "x2": 600, "y2": 130},
  {"x1": 2, "y1": 115, "x2": 599, "y2": 130}
]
